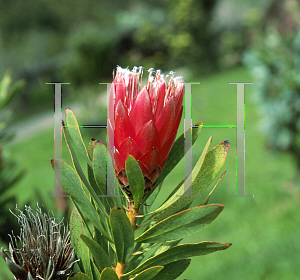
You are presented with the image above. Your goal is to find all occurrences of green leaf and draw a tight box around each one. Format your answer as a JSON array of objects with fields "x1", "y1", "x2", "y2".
[
  {"x1": 87, "y1": 139, "x2": 115, "y2": 242},
  {"x1": 146, "y1": 139, "x2": 229, "y2": 224},
  {"x1": 87, "y1": 139, "x2": 100, "y2": 196},
  {"x1": 80, "y1": 234, "x2": 111, "y2": 273},
  {"x1": 107, "y1": 242, "x2": 117, "y2": 267},
  {"x1": 130, "y1": 266, "x2": 164, "y2": 280},
  {"x1": 63, "y1": 123, "x2": 110, "y2": 223},
  {"x1": 123, "y1": 243, "x2": 144, "y2": 275},
  {"x1": 152, "y1": 240, "x2": 182, "y2": 257},
  {"x1": 51, "y1": 159, "x2": 112, "y2": 242},
  {"x1": 65, "y1": 107, "x2": 92, "y2": 166},
  {"x1": 93, "y1": 227, "x2": 108, "y2": 256},
  {"x1": 92, "y1": 140, "x2": 107, "y2": 196},
  {"x1": 137, "y1": 184, "x2": 162, "y2": 225},
  {"x1": 130, "y1": 243, "x2": 158, "y2": 256},
  {"x1": 88, "y1": 140, "x2": 122, "y2": 213},
  {"x1": 69, "y1": 208, "x2": 92, "y2": 278},
  {"x1": 113, "y1": 175, "x2": 124, "y2": 208},
  {"x1": 100, "y1": 267, "x2": 119, "y2": 280},
  {"x1": 135, "y1": 204, "x2": 223, "y2": 243},
  {"x1": 192, "y1": 140, "x2": 230, "y2": 196},
  {"x1": 91, "y1": 260, "x2": 101, "y2": 280},
  {"x1": 200, "y1": 171, "x2": 226, "y2": 206},
  {"x1": 139, "y1": 136, "x2": 212, "y2": 220},
  {"x1": 109, "y1": 207, "x2": 134, "y2": 264},
  {"x1": 67, "y1": 272, "x2": 91, "y2": 280},
  {"x1": 118, "y1": 182, "x2": 131, "y2": 203},
  {"x1": 150, "y1": 259, "x2": 191, "y2": 280},
  {"x1": 126, "y1": 156, "x2": 145, "y2": 208},
  {"x1": 93, "y1": 140, "x2": 118, "y2": 209},
  {"x1": 87, "y1": 138, "x2": 95, "y2": 161},
  {"x1": 123, "y1": 241, "x2": 232, "y2": 276},
  {"x1": 142, "y1": 122, "x2": 203, "y2": 204}
]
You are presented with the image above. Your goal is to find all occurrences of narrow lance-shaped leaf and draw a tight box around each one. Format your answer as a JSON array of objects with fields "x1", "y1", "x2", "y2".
[
  {"x1": 63, "y1": 120, "x2": 83, "y2": 172},
  {"x1": 152, "y1": 239, "x2": 182, "y2": 257},
  {"x1": 92, "y1": 140, "x2": 107, "y2": 196},
  {"x1": 130, "y1": 266, "x2": 164, "y2": 280},
  {"x1": 65, "y1": 107, "x2": 92, "y2": 166},
  {"x1": 51, "y1": 159, "x2": 112, "y2": 243},
  {"x1": 126, "y1": 155, "x2": 145, "y2": 208},
  {"x1": 150, "y1": 259, "x2": 191, "y2": 280},
  {"x1": 200, "y1": 171, "x2": 227, "y2": 206},
  {"x1": 135, "y1": 204, "x2": 224, "y2": 243},
  {"x1": 109, "y1": 207, "x2": 134, "y2": 264},
  {"x1": 123, "y1": 243, "x2": 145, "y2": 275},
  {"x1": 113, "y1": 174, "x2": 124, "y2": 208},
  {"x1": 69, "y1": 208, "x2": 93, "y2": 279},
  {"x1": 63, "y1": 123, "x2": 110, "y2": 223},
  {"x1": 80, "y1": 234, "x2": 111, "y2": 273},
  {"x1": 90, "y1": 260, "x2": 100, "y2": 280},
  {"x1": 123, "y1": 241, "x2": 232, "y2": 276},
  {"x1": 129, "y1": 243, "x2": 158, "y2": 257},
  {"x1": 87, "y1": 139, "x2": 109, "y2": 209},
  {"x1": 192, "y1": 140, "x2": 230, "y2": 195},
  {"x1": 114, "y1": 174, "x2": 126, "y2": 208},
  {"x1": 87, "y1": 140, "x2": 114, "y2": 243},
  {"x1": 93, "y1": 227, "x2": 109, "y2": 256},
  {"x1": 63, "y1": 125, "x2": 111, "y2": 228},
  {"x1": 87, "y1": 139, "x2": 100, "y2": 196},
  {"x1": 87, "y1": 138, "x2": 95, "y2": 161},
  {"x1": 93, "y1": 140, "x2": 118, "y2": 209},
  {"x1": 137, "y1": 184, "x2": 162, "y2": 225},
  {"x1": 107, "y1": 243, "x2": 116, "y2": 269},
  {"x1": 147, "y1": 140, "x2": 229, "y2": 224},
  {"x1": 140, "y1": 136, "x2": 212, "y2": 219}
]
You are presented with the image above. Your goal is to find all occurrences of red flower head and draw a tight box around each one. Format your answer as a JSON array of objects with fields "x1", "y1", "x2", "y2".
[{"x1": 108, "y1": 66, "x2": 184, "y2": 197}]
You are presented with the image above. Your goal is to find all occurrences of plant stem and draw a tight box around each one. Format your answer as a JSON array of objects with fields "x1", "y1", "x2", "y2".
[
  {"x1": 115, "y1": 202, "x2": 139, "y2": 279},
  {"x1": 116, "y1": 262, "x2": 125, "y2": 279},
  {"x1": 127, "y1": 202, "x2": 139, "y2": 230}
]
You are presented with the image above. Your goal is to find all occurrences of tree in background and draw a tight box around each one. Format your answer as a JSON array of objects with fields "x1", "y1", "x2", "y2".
[
  {"x1": 115, "y1": 0, "x2": 219, "y2": 73},
  {"x1": 244, "y1": 0, "x2": 300, "y2": 178},
  {"x1": 0, "y1": 0, "x2": 225, "y2": 134}
]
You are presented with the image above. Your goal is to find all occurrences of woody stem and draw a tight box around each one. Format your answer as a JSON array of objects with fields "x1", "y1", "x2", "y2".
[{"x1": 115, "y1": 203, "x2": 139, "y2": 279}]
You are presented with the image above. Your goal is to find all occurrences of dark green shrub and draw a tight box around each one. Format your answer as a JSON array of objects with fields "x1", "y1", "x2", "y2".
[
  {"x1": 244, "y1": 0, "x2": 300, "y2": 173},
  {"x1": 0, "y1": 71, "x2": 25, "y2": 243}
]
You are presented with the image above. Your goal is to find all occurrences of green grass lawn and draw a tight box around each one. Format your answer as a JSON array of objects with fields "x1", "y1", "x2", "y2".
[{"x1": 1, "y1": 66, "x2": 299, "y2": 279}]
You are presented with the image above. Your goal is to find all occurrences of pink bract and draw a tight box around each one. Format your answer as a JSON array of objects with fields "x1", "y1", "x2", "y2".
[{"x1": 108, "y1": 67, "x2": 184, "y2": 197}]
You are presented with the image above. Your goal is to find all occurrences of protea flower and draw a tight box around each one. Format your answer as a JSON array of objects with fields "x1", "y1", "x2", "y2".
[
  {"x1": 108, "y1": 66, "x2": 184, "y2": 199},
  {"x1": 1, "y1": 205, "x2": 78, "y2": 280}
]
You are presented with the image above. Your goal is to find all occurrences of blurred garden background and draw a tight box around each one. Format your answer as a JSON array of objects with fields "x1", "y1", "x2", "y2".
[{"x1": 0, "y1": 0, "x2": 300, "y2": 279}]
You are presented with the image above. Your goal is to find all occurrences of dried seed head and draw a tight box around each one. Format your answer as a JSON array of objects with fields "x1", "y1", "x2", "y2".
[{"x1": 1, "y1": 204, "x2": 79, "y2": 280}]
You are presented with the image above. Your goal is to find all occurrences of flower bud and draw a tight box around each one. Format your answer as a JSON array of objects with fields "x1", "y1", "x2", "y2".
[
  {"x1": 1, "y1": 205, "x2": 78, "y2": 280},
  {"x1": 108, "y1": 67, "x2": 184, "y2": 197}
]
